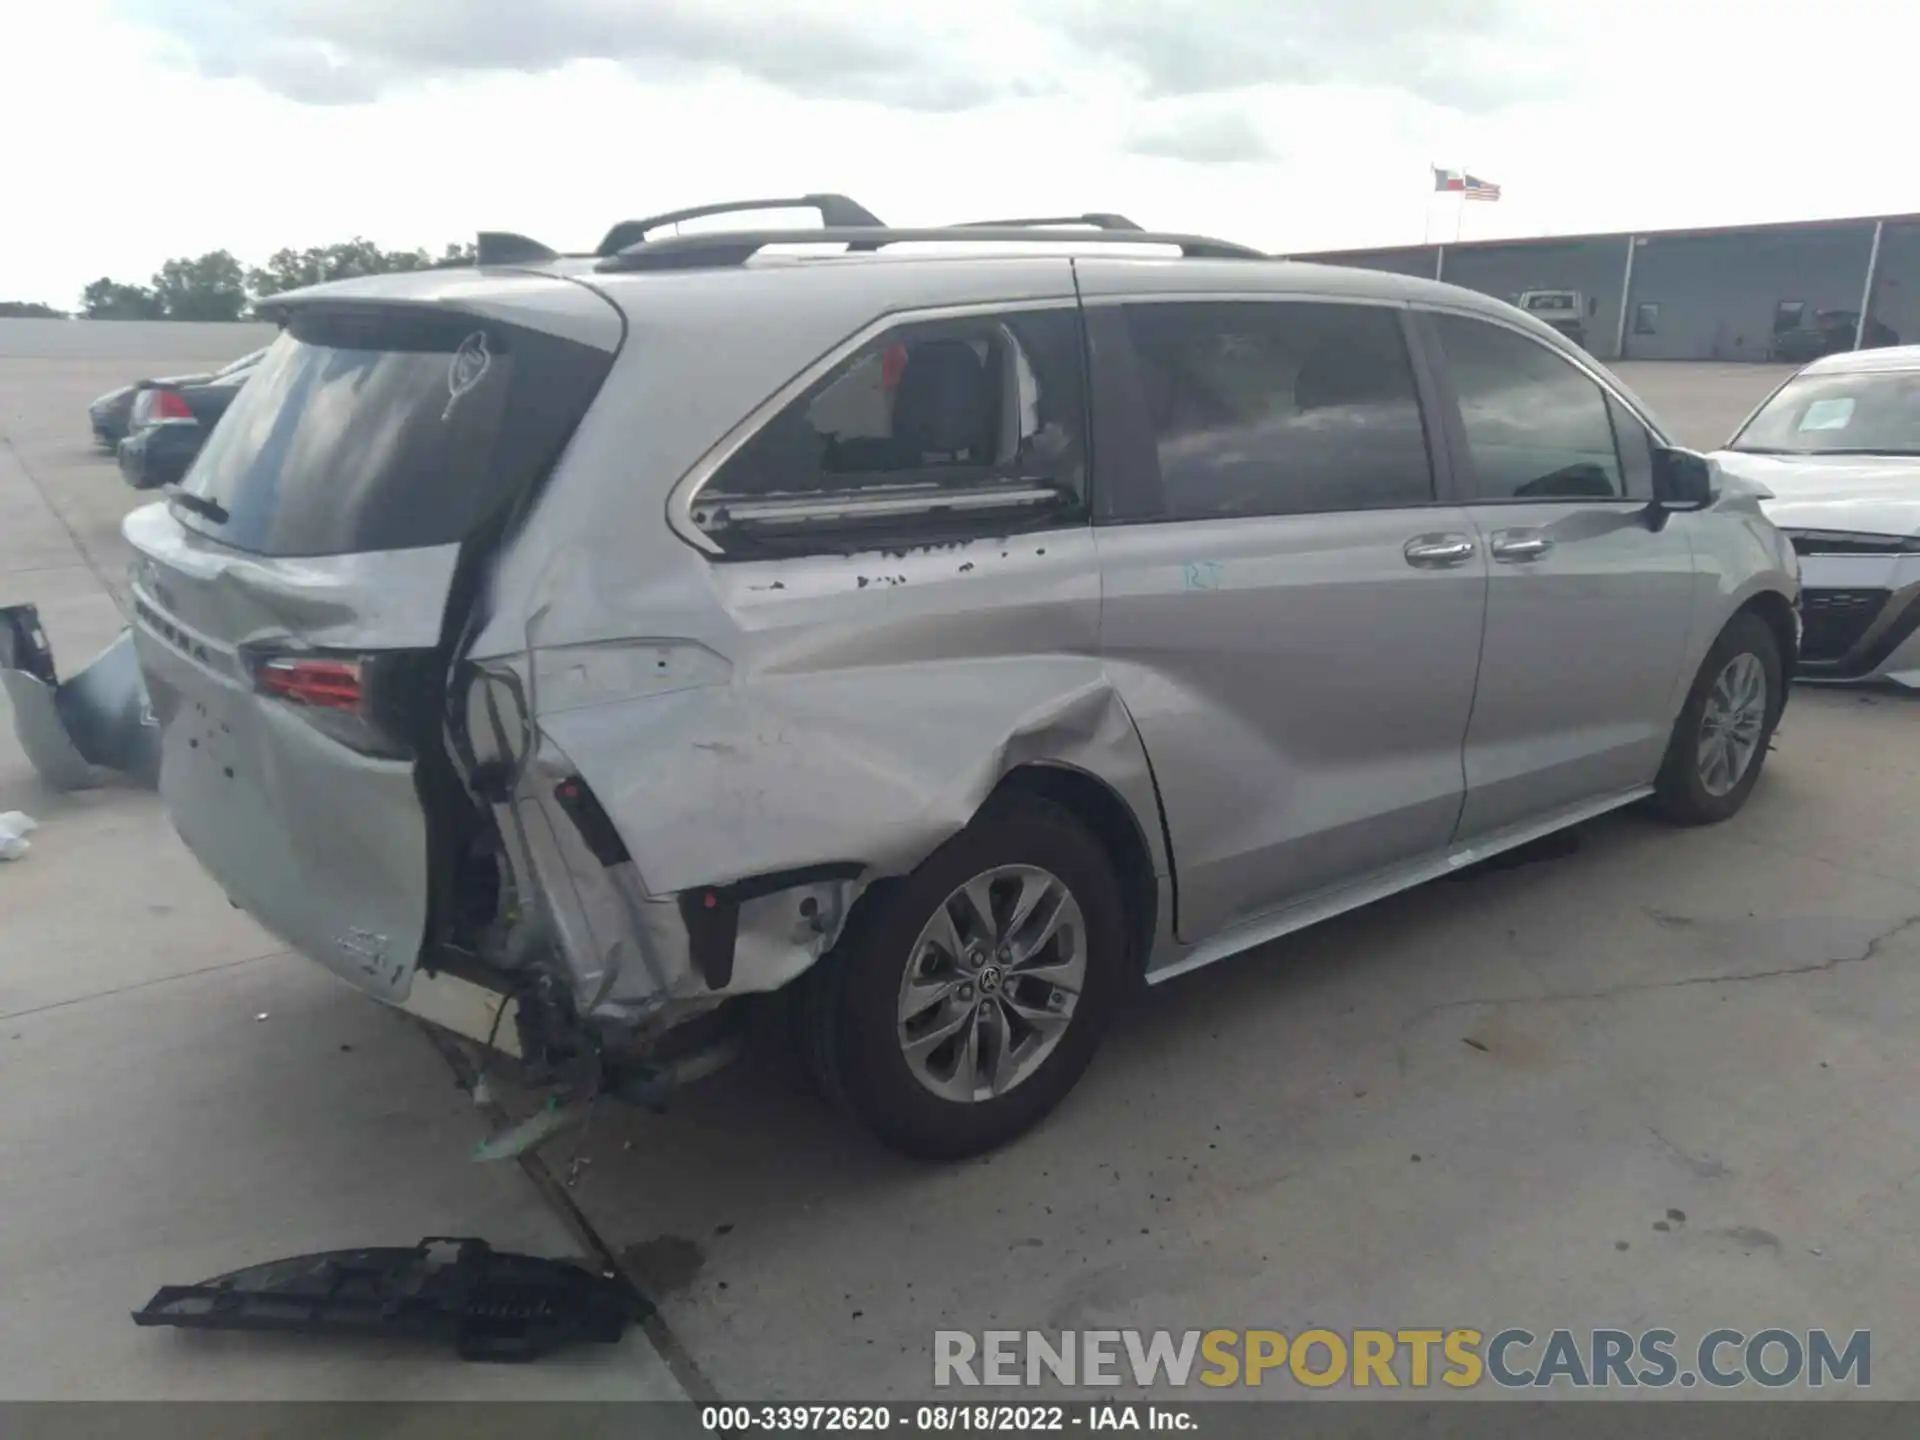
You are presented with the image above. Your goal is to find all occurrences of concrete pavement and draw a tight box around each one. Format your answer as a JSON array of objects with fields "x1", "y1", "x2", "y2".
[
  {"x1": 1610, "y1": 360, "x2": 1794, "y2": 450},
  {"x1": 0, "y1": 348, "x2": 687, "y2": 1400}
]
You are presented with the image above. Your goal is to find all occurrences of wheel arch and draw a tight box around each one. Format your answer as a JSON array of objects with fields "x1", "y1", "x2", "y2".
[
  {"x1": 989, "y1": 763, "x2": 1163, "y2": 978},
  {"x1": 1734, "y1": 588, "x2": 1798, "y2": 693}
]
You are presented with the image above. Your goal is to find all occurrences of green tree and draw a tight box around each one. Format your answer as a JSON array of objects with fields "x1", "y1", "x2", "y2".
[
  {"x1": 248, "y1": 237, "x2": 475, "y2": 298},
  {"x1": 0, "y1": 301, "x2": 68, "y2": 318},
  {"x1": 80, "y1": 278, "x2": 165, "y2": 320},
  {"x1": 78, "y1": 237, "x2": 478, "y2": 319},
  {"x1": 151, "y1": 251, "x2": 249, "y2": 321}
]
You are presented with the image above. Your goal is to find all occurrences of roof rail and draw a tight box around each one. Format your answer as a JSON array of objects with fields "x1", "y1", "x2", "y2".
[
  {"x1": 596, "y1": 225, "x2": 1265, "y2": 273},
  {"x1": 594, "y1": 194, "x2": 885, "y2": 258},
  {"x1": 475, "y1": 231, "x2": 561, "y2": 266},
  {"x1": 950, "y1": 213, "x2": 1144, "y2": 232}
]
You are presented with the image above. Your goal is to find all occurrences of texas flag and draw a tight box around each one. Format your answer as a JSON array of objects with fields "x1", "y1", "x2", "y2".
[{"x1": 1434, "y1": 167, "x2": 1501, "y2": 201}]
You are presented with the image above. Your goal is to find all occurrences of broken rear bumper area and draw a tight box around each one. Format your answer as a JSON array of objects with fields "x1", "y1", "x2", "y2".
[
  {"x1": 0, "y1": 604, "x2": 161, "y2": 791},
  {"x1": 450, "y1": 719, "x2": 862, "y2": 1075}
]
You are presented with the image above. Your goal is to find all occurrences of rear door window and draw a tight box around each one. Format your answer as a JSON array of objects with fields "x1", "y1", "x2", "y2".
[
  {"x1": 696, "y1": 307, "x2": 1087, "y2": 553},
  {"x1": 1116, "y1": 299, "x2": 1435, "y2": 521},
  {"x1": 174, "y1": 308, "x2": 614, "y2": 557}
]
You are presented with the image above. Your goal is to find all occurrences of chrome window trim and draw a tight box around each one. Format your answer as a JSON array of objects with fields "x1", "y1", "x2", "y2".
[
  {"x1": 664, "y1": 297, "x2": 1082, "y2": 557},
  {"x1": 1076, "y1": 291, "x2": 1412, "y2": 310},
  {"x1": 692, "y1": 484, "x2": 1065, "y2": 531}
]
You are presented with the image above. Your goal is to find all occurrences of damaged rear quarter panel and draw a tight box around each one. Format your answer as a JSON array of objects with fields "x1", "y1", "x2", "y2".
[
  {"x1": 461, "y1": 260, "x2": 1172, "y2": 972},
  {"x1": 530, "y1": 529, "x2": 1168, "y2": 899}
]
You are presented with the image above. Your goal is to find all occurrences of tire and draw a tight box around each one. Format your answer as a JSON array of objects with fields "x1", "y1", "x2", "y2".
[
  {"x1": 1651, "y1": 611, "x2": 1783, "y2": 825},
  {"x1": 801, "y1": 794, "x2": 1127, "y2": 1159}
]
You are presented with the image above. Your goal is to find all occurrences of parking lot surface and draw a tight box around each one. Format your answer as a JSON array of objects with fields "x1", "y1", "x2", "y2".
[
  {"x1": 2, "y1": 337, "x2": 1914, "y2": 1401},
  {"x1": 0, "y1": 346, "x2": 683, "y2": 1401},
  {"x1": 1612, "y1": 361, "x2": 1794, "y2": 450}
]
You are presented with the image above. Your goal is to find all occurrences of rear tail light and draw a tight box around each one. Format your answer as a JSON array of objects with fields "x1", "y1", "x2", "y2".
[
  {"x1": 255, "y1": 657, "x2": 365, "y2": 712},
  {"x1": 148, "y1": 388, "x2": 196, "y2": 422},
  {"x1": 247, "y1": 649, "x2": 425, "y2": 758}
]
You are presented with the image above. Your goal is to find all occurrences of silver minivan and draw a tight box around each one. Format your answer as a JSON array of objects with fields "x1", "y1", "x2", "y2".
[{"x1": 123, "y1": 200, "x2": 1801, "y2": 1158}]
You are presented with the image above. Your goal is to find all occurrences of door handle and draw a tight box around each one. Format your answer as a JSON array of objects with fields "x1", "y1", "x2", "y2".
[
  {"x1": 1490, "y1": 529, "x2": 1555, "y2": 563},
  {"x1": 1403, "y1": 534, "x2": 1477, "y2": 568}
]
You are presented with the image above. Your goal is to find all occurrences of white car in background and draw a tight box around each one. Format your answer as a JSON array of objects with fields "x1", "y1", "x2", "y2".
[{"x1": 1716, "y1": 346, "x2": 1920, "y2": 688}]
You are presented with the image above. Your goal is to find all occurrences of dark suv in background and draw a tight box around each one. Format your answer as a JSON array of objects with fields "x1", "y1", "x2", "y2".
[
  {"x1": 1771, "y1": 309, "x2": 1898, "y2": 364},
  {"x1": 88, "y1": 348, "x2": 264, "y2": 452},
  {"x1": 113, "y1": 350, "x2": 266, "y2": 490}
]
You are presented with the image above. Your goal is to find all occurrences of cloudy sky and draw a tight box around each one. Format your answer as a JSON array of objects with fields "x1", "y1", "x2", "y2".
[{"x1": 3, "y1": 0, "x2": 1911, "y2": 307}]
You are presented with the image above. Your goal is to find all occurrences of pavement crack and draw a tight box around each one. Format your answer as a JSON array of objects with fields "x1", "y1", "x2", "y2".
[
  {"x1": 0, "y1": 948, "x2": 288, "y2": 1022},
  {"x1": 422, "y1": 1026, "x2": 720, "y2": 1403},
  {"x1": 0, "y1": 435, "x2": 125, "y2": 616},
  {"x1": 1404, "y1": 912, "x2": 1920, "y2": 1027}
]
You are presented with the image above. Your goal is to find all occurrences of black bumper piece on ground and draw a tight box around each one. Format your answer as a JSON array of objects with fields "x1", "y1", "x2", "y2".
[{"x1": 131, "y1": 1237, "x2": 644, "y2": 1362}]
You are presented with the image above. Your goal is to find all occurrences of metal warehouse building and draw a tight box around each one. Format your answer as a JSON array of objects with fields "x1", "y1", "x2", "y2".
[{"x1": 1297, "y1": 213, "x2": 1920, "y2": 363}]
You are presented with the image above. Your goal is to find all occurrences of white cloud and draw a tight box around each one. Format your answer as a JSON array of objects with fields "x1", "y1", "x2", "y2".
[
  {"x1": 1126, "y1": 102, "x2": 1281, "y2": 164},
  {"x1": 0, "y1": 0, "x2": 1913, "y2": 308}
]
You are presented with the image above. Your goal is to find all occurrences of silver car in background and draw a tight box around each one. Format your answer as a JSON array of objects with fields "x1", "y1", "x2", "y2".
[
  {"x1": 119, "y1": 199, "x2": 1800, "y2": 1159},
  {"x1": 1715, "y1": 345, "x2": 1920, "y2": 688}
]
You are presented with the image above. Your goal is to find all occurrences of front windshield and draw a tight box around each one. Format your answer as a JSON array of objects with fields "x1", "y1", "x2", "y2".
[{"x1": 1729, "y1": 369, "x2": 1920, "y2": 455}]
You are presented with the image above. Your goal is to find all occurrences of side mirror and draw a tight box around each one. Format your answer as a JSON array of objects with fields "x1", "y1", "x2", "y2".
[
  {"x1": 1588, "y1": 296, "x2": 1600, "y2": 316},
  {"x1": 1651, "y1": 446, "x2": 1715, "y2": 510}
]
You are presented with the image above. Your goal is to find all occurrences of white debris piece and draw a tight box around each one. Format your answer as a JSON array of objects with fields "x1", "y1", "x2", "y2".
[{"x1": 0, "y1": 811, "x2": 39, "y2": 861}]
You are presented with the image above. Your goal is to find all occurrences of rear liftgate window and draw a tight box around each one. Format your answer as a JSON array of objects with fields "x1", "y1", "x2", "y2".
[
  {"x1": 172, "y1": 308, "x2": 614, "y2": 557},
  {"x1": 694, "y1": 308, "x2": 1089, "y2": 555}
]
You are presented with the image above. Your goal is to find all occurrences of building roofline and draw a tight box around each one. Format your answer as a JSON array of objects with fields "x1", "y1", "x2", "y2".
[{"x1": 1295, "y1": 210, "x2": 1920, "y2": 263}]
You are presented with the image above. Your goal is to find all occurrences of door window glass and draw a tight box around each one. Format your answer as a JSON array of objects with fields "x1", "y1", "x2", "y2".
[
  {"x1": 1119, "y1": 300, "x2": 1433, "y2": 520},
  {"x1": 1433, "y1": 315, "x2": 1625, "y2": 500},
  {"x1": 708, "y1": 309, "x2": 1086, "y2": 508}
]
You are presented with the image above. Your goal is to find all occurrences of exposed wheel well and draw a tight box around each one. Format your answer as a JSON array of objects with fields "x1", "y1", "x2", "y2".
[
  {"x1": 991, "y1": 765, "x2": 1160, "y2": 977},
  {"x1": 1736, "y1": 590, "x2": 1798, "y2": 690}
]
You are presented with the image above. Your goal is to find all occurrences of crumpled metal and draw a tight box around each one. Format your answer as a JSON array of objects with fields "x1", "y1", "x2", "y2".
[{"x1": 1, "y1": 604, "x2": 160, "y2": 791}]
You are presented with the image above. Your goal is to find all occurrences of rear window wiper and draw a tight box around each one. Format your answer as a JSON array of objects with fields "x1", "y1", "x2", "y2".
[{"x1": 165, "y1": 487, "x2": 230, "y2": 525}]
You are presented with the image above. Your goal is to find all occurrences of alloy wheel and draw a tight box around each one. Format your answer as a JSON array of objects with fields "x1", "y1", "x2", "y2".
[
  {"x1": 1697, "y1": 651, "x2": 1768, "y2": 797},
  {"x1": 895, "y1": 864, "x2": 1087, "y2": 1104}
]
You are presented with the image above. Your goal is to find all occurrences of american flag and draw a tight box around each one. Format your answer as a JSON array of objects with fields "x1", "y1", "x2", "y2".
[{"x1": 1462, "y1": 174, "x2": 1502, "y2": 202}]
